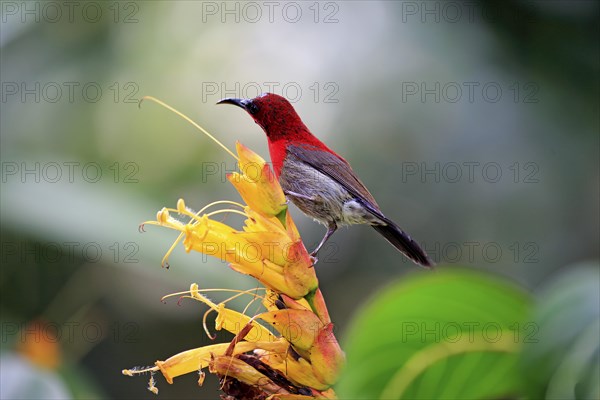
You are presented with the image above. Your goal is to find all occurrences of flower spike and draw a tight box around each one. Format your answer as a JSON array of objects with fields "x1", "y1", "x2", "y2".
[{"x1": 125, "y1": 103, "x2": 344, "y2": 397}]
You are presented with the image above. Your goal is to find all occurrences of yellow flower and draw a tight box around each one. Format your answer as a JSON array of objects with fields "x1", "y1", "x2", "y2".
[
  {"x1": 123, "y1": 285, "x2": 337, "y2": 395},
  {"x1": 156, "y1": 341, "x2": 258, "y2": 384},
  {"x1": 123, "y1": 96, "x2": 344, "y2": 399},
  {"x1": 228, "y1": 142, "x2": 287, "y2": 218},
  {"x1": 149, "y1": 200, "x2": 318, "y2": 299},
  {"x1": 143, "y1": 142, "x2": 320, "y2": 300},
  {"x1": 259, "y1": 309, "x2": 324, "y2": 352},
  {"x1": 309, "y1": 324, "x2": 346, "y2": 386}
]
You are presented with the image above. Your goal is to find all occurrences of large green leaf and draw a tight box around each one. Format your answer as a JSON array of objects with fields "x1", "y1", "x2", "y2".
[{"x1": 336, "y1": 268, "x2": 532, "y2": 399}]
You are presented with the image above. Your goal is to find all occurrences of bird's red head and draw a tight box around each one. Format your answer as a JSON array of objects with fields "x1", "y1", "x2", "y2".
[
  {"x1": 217, "y1": 93, "x2": 309, "y2": 141},
  {"x1": 218, "y1": 92, "x2": 338, "y2": 176}
]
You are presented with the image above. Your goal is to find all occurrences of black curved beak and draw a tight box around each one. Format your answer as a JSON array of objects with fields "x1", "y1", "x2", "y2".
[{"x1": 216, "y1": 97, "x2": 249, "y2": 109}]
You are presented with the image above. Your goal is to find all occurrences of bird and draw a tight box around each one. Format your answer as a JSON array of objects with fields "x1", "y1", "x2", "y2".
[{"x1": 217, "y1": 93, "x2": 433, "y2": 268}]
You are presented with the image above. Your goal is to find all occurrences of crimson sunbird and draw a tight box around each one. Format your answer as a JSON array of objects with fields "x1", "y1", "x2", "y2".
[{"x1": 218, "y1": 93, "x2": 433, "y2": 267}]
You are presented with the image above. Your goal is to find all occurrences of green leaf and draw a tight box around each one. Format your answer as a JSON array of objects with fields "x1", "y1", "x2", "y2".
[
  {"x1": 336, "y1": 268, "x2": 532, "y2": 399},
  {"x1": 521, "y1": 263, "x2": 600, "y2": 400}
]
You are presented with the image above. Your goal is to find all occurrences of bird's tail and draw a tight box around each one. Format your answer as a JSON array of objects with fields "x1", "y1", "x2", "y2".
[{"x1": 372, "y1": 220, "x2": 434, "y2": 268}]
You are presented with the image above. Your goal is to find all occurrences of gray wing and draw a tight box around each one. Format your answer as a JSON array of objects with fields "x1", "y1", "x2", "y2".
[
  {"x1": 288, "y1": 144, "x2": 433, "y2": 267},
  {"x1": 287, "y1": 143, "x2": 381, "y2": 212}
]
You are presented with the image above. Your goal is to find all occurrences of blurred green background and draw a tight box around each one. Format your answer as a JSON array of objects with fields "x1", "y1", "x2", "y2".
[{"x1": 1, "y1": 1, "x2": 598, "y2": 399}]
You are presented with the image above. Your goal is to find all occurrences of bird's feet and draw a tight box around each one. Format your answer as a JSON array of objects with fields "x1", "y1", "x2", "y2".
[{"x1": 309, "y1": 253, "x2": 318, "y2": 267}]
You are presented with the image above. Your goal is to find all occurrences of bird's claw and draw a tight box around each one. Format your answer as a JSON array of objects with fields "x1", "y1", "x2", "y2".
[{"x1": 309, "y1": 254, "x2": 318, "y2": 267}]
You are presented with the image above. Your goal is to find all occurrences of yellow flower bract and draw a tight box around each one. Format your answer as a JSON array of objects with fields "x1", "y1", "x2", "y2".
[{"x1": 124, "y1": 140, "x2": 343, "y2": 398}]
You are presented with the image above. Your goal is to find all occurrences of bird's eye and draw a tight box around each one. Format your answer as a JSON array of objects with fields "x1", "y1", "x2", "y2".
[{"x1": 247, "y1": 103, "x2": 259, "y2": 115}]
